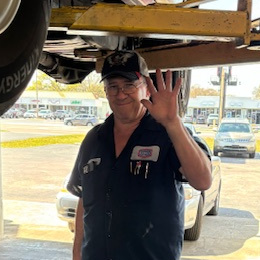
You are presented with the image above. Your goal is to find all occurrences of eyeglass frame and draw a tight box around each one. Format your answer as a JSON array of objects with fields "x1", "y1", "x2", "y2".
[{"x1": 104, "y1": 80, "x2": 146, "y2": 96}]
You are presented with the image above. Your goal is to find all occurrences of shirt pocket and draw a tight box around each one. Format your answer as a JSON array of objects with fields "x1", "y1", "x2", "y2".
[
  {"x1": 127, "y1": 160, "x2": 157, "y2": 203},
  {"x1": 81, "y1": 160, "x2": 104, "y2": 206}
]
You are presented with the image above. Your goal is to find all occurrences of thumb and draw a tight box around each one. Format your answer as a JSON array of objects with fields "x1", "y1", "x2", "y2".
[{"x1": 141, "y1": 99, "x2": 153, "y2": 112}]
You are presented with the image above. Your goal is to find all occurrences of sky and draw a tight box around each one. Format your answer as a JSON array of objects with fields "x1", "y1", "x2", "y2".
[{"x1": 190, "y1": 0, "x2": 260, "y2": 98}]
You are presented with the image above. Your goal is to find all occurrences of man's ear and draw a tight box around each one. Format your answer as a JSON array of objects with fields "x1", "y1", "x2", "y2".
[{"x1": 146, "y1": 87, "x2": 151, "y2": 98}]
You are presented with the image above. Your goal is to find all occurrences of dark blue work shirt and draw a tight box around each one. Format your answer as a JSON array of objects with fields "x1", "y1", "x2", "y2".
[{"x1": 68, "y1": 113, "x2": 188, "y2": 260}]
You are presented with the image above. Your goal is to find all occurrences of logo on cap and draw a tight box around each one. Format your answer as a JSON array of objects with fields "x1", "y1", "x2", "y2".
[{"x1": 107, "y1": 52, "x2": 134, "y2": 67}]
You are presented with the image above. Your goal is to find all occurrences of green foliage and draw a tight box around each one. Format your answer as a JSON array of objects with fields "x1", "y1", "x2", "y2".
[
  {"x1": 1, "y1": 134, "x2": 85, "y2": 148},
  {"x1": 81, "y1": 72, "x2": 106, "y2": 98},
  {"x1": 190, "y1": 85, "x2": 219, "y2": 98},
  {"x1": 252, "y1": 85, "x2": 260, "y2": 99},
  {"x1": 26, "y1": 70, "x2": 106, "y2": 98}
]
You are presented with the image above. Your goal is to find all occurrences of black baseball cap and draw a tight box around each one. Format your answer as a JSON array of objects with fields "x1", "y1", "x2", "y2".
[{"x1": 101, "y1": 50, "x2": 149, "y2": 81}]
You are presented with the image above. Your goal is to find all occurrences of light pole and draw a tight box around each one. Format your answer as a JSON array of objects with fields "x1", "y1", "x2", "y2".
[
  {"x1": 0, "y1": 122, "x2": 3, "y2": 239},
  {"x1": 36, "y1": 70, "x2": 39, "y2": 116},
  {"x1": 218, "y1": 67, "x2": 226, "y2": 121},
  {"x1": 211, "y1": 66, "x2": 237, "y2": 123}
]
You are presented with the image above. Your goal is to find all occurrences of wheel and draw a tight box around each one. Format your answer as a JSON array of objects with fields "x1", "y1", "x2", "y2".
[
  {"x1": 184, "y1": 195, "x2": 203, "y2": 241},
  {"x1": 87, "y1": 122, "x2": 94, "y2": 126},
  {"x1": 68, "y1": 222, "x2": 75, "y2": 233},
  {"x1": 177, "y1": 70, "x2": 191, "y2": 117},
  {"x1": 0, "y1": 0, "x2": 51, "y2": 116},
  {"x1": 249, "y1": 152, "x2": 255, "y2": 158},
  {"x1": 207, "y1": 183, "x2": 221, "y2": 216},
  {"x1": 67, "y1": 121, "x2": 73, "y2": 126},
  {"x1": 213, "y1": 149, "x2": 218, "y2": 156}
]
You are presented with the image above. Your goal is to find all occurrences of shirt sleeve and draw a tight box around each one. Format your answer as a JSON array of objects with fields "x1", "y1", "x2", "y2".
[
  {"x1": 169, "y1": 132, "x2": 211, "y2": 182},
  {"x1": 67, "y1": 145, "x2": 83, "y2": 198}
]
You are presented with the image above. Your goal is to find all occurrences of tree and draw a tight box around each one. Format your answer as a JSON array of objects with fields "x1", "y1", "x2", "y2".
[
  {"x1": 252, "y1": 85, "x2": 260, "y2": 99},
  {"x1": 26, "y1": 70, "x2": 72, "y2": 92},
  {"x1": 81, "y1": 72, "x2": 106, "y2": 98},
  {"x1": 26, "y1": 70, "x2": 106, "y2": 98},
  {"x1": 190, "y1": 85, "x2": 219, "y2": 98}
]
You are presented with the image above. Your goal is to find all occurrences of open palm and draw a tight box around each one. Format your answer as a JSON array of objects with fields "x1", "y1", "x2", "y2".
[{"x1": 141, "y1": 69, "x2": 182, "y2": 128}]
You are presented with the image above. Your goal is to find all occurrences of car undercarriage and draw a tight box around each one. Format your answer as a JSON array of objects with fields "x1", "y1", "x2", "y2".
[{"x1": 0, "y1": 0, "x2": 260, "y2": 116}]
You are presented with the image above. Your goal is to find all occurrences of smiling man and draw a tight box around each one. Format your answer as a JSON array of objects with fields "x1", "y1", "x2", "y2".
[{"x1": 67, "y1": 50, "x2": 212, "y2": 260}]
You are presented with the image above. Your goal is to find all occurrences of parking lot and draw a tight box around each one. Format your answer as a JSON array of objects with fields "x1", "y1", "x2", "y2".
[{"x1": 0, "y1": 119, "x2": 260, "y2": 260}]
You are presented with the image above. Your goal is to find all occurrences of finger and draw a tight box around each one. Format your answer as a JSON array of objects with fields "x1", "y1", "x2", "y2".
[
  {"x1": 156, "y1": 69, "x2": 166, "y2": 91},
  {"x1": 173, "y1": 77, "x2": 182, "y2": 96},
  {"x1": 141, "y1": 99, "x2": 153, "y2": 112},
  {"x1": 165, "y1": 70, "x2": 172, "y2": 91},
  {"x1": 145, "y1": 76, "x2": 157, "y2": 95}
]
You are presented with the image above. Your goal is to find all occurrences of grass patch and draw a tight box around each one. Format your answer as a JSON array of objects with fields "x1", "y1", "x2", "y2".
[
  {"x1": 203, "y1": 137, "x2": 214, "y2": 151},
  {"x1": 1, "y1": 134, "x2": 85, "y2": 148}
]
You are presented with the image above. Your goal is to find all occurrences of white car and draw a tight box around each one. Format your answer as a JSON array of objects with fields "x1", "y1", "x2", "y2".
[
  {"x1": 207, "y1": 114, "x2": 219, "y2": 126},
  {"x1": 213, "y1": 118, "x2": 256, "y2": 158},
  {"x1": 56, "y1": 131, "x2": 221, "y2": 241},
  {"x1": 38, "y1": 109, "x2": 53, "y2": 119},
  {"x1": 23, "y1": 109, "x2": 37, "y2": 118}
]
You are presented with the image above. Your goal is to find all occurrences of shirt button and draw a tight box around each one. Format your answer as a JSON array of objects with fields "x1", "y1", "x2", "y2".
[{"x1": 107, "y1": 234, "x2": 111, "y2": 238}]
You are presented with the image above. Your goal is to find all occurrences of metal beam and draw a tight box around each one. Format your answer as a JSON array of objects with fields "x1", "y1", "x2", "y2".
[
  {"x1": 174, "y1": 0, "x2": 216, "y2": 8},
  {"x1": 50, "y1": 4, "x2": 248, "y2": 41},
  {"x1": 96, "y1": 42, "x2": 260, "y2": 71}
]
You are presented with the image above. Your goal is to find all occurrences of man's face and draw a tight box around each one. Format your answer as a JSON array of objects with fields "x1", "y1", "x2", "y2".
[{"x1": 104, "y1": 76, "x2": 150, "y2": 123}]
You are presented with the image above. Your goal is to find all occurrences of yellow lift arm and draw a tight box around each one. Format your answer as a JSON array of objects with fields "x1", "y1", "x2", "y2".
[{"x1": 49, "y1": 0, "x2": 260, "y2": 70}]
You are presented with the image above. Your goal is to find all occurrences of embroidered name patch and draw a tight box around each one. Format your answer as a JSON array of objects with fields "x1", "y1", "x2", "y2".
[
  {"x1": 131, "y1": 146, "x2": 160, "y2": 161},
  {"x1": 83, "y1": 158, "x2": 101, "y2": 174}
]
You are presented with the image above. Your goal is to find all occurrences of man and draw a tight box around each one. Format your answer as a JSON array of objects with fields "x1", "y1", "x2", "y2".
[{"x1": 67, "y1": 50, "x2": 212, "y2": 260}]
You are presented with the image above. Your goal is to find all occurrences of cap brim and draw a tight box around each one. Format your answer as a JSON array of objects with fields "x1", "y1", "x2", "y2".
[{"x1": 101, "y1": 71, "x2": 139, "y2": 82}]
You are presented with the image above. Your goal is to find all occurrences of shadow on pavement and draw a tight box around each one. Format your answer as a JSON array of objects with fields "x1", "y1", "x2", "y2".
[
  {"x1": 0, "y1": 238, "x2": 72, "y2": 260},
  {"x1": 182, "y1": 208, "x2": 259, "y2": 258},
  {"x1": 0, "y1": 218, "x2": 73, "y2": 260}
]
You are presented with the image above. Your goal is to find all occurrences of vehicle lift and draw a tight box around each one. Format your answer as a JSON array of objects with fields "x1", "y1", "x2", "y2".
[{"x1": 49, "y1": 0, "x2": 260, "y2": 71}]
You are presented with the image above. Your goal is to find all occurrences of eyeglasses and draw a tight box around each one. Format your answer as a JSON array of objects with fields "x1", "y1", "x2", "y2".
[{"x1": 105, "y1": 81, "x2": 145, "y2": 96}]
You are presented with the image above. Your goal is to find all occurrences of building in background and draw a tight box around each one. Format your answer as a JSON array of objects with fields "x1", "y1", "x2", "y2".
[
  {"x1": 14, "y1": 91, "x2": 110, "y2": 120},
  {"x1": 187, "y1": 96, "x2": 260, "y2": 124}
]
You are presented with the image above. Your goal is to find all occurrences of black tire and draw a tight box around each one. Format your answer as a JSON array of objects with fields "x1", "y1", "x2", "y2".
[
  {"x1": 184, "y1": 195, "x2": 203, "y2": 241},
  {"x1": 207, "y1": 183, "x2": 221, "y2": 216},
  {"x1": 249, "y1": 152, "x2": 255, "y2": 158},
  {"x1": 67, "y1": 121, "x2": 73, "y2": 126},
  {"x1": 178, "y1": 70, "x2": 191, "y2": 118},
  {"x1": 0, "y1": 0, "x2": 51, "y2": 116},
  {"x1": 213, "y1": 150, "x2": 218, "y2": 156},
  {"x1": 68, "y1": 222, "x2": 75, "y2": 233}
]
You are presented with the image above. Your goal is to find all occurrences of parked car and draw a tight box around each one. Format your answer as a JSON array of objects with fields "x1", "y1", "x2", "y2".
[
  {"x1": 64, "y1": 114, "x2": 99, "y2": 126},
  {"x1": 38, "y1": 109, "x2": 53, "y2": 119},
  {"x1": 53, "y1": 110, "x2": 70, "y2": 120},
  {"x1": 182, "y1": 115, "x2": 193, "y2": 124},
  {"x1": 56, "y1": 131, "x2": 221, "y2": 241},
  {"x1": 196, "y1": 115, "x2": 206, "y2": 124},
  {"x1": 1, "y1": 108, "x2": 24, "y2": 118},
  {"x1": 213, "y1": 118, "x2": 256, "y2": 158},
  {"x1": 23, "y1": 109, "x2": 37, "y2": 118},
  {"x1": 184, "y1": 123, "x2": 201, "y2": 136},
  {"x1": 207, "y1": 114, "x2": 219, "y2": 126}
]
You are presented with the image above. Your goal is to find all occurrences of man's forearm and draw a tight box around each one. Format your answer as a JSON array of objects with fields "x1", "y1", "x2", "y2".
[
  {"x1": 165, "y1": 118, "x2": 212, "y2": 191},
  {"x1": 73, "y1": 198, "x2": 84, "y2": 260}
]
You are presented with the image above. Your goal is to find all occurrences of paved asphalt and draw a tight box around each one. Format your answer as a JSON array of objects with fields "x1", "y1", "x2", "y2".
[{"x1": 1, "y1": 119, "x2": 260, "y2": 260}]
